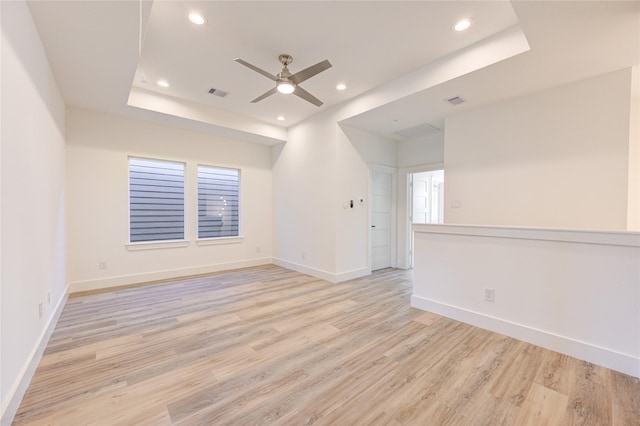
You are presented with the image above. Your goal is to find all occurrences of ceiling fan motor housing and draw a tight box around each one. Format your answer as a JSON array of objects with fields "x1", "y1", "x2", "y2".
[{"x1": 278, "y1": 54, "x2": 293, "y2": 66}]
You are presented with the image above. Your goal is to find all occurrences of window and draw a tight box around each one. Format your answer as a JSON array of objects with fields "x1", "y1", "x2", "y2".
[
  {"x1": 129, "y1": 157, "x2": 185, "y2": 243},
  {"x1": 198, "y1": 165, "x2": 240, "y2": 239}
]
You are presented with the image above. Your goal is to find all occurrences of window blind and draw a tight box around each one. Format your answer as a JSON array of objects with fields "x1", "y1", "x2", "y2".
[
  {"x1": 198, "y1": 165, "x2": 240, "y2": 239},
  {"x1": 129, "y1": 157, "x2": 185, "y2": 242}
]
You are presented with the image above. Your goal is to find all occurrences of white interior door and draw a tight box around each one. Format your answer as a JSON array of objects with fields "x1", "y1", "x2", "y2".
[
  {"x1": 371, "y1": 170, "x2": 392, "y2": 271},
  {"x1": 412, "y1": 173, "x2": 430, "y2": 224}
]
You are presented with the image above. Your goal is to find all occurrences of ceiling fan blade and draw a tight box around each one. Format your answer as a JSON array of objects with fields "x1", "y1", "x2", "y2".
[
  {"x1": 289, "y1": 60, "x2": 332, "y2": 85},
  {"x1": 234, "y1": 58, "x2": 277, "y2": 82},
  {"x1": 293, "y1": 86, "x2": 323, "y2": 107},
  {"x1": 251, "y1": 87, "x2": 277, "y2": 103}
]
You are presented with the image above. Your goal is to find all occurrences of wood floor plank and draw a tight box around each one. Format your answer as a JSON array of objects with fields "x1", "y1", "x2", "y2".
[
  {"x1": 12, "y1": 265, "x2": 640, "y2": 425},
  {"x1": 490, "y1": 342, "x2": 545, "y2": 407},
  {"x1": 515, "y1": 383, "x2": 569, "y2": 426}
]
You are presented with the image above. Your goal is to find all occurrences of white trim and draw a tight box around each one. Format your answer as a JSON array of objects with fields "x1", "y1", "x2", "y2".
[
  {"x1": 412, "y1": 224, "x2": 640, "y2": 247},
  {"x1": 411, "y1": 295, "x2": 639, "y2": 378},
  {"x1": 126, "y1": 240, "x2": 190, "y2": 251},
  {"x1": 400, "y1": 162, "x2": 445, "y2": 175},
  {"x1": 1, "y1": 287, "x2": 69, "y2": 425},
  {"x1": 335, "y1": 267, "x2": 370, "y2": 283},
  {"x1": 272, "y1": 258, "x2": 336, "y2": 283},
  {"x1": 272, "y1": 258, "x2": 370, "y2": 284},
  {"x1": 69, "y1": 258, "x2": 272, "y2": 293},
  {"x1": 127, "y1": 156, "x2": 187, "y2": 245},
  {"x1": 369, "y1": 163, "x2": 397, "y2": 174},
  {"x1": 196, "y1": 163, "x2": 242, "y2": 240},
  {"x1": 272, "y1": 259, "x2": 370, "y2": 284},
  {"x1": 196, "y1": 236, "x2": 243, "y2": 246}
]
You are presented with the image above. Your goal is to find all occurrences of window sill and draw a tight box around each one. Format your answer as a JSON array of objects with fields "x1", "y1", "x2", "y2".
[
  {"x1": 196, "y1": 236, "x2": 244, "y2": 246},
  {"x1": 126, "y1": 240, "x2": 191, "y2": 251}
]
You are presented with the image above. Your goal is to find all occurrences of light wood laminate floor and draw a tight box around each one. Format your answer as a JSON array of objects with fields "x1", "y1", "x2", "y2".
[{"x1": 13, "y1": 265, "x2": 640, "y2": 425}]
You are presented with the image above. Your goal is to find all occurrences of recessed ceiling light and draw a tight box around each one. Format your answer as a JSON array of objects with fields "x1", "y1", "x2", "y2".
[
  {"x1": 336, "y1": 83, "x2": 347, "y2": 91},
  {"x1": 157, "y1": 80, "x2": 169, "y2": 88},
  {"x1": 392, "y1": 119, "x2": 399, "y2": 123},
  {"x1": 454, "y1": 18, "x2": 472, "y2": 32},
  {"x1": 188, "y1": 13, "x2": 206, "y2": 25},
  {"x1": 277, "y1": 116, "x2": 285, "y2": 121}
]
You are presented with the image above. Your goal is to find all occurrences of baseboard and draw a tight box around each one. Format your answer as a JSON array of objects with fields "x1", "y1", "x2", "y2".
[
  {"x1": 334, "y1": 267, "x2": 370, "y2": 283},
  {"x1": 411, "y1": 295, "x2": 640, "y2": 378},
  {"x1": 272, "y1": 258, "x2": 336, "y2": 282},
  {"x1": 69, "y1": 258, "x2": 273, "y2": 293},
  {"x1": 1, "y1": 287, "x2": 69, "y2": 426},
  {"x1": 272, "y1": 258, "x2": 370, "y2": 284}
]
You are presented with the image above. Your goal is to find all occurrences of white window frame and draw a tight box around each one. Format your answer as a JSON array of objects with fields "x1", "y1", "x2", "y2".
[
  {"x1": 127, "y1": 156, "x2": 188, "y2": 249},
  {"x1": 196, "y1": 164, "x2": 242, "y2": 243}
]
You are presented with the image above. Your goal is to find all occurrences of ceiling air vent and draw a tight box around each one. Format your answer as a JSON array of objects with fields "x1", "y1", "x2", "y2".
[
  {"x1": 446, "y1": 96, "x2": 465, "y2": 106},
  {"x1": 393, "y1": 122, "x2": 441, "y2": 139},
  {"x1": 208, "y1": 88, "x2": 229, "y2": 98}
]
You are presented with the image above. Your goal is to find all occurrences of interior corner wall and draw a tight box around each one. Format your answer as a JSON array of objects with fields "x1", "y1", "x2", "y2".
[
  {"x1": 1, "y1": 0, "x2": 67, "y2": 419},
  {"x1": 628, "y1": 65, "x2": 639, "y2": 232},
  {"x1": 444, "y1": 68, "x2": 632, "y2": 230},
  {"x1": 272, "y1": 111, "x2": 338, "y2": 280},
  {"x1": 397, "y1": 132, "x2": 444, "y2": 170},
  {"x1": 339, "y1": 124, "x2": 397, "y2": 168},
  {"x1": 66, "y1": 108, "x2": 273, "y2": 292},
  {"x1": 336, "y1": 125, "x2": 396, "y2": 278}
]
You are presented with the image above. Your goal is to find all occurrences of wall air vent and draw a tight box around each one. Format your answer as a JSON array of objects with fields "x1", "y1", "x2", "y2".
[
  {"x1": 208, "y1": 88, "x2": 229, "y2": 98},
  {"x1": 446, "y1": 96, "x2": 465, "y2": 106},
  {"x1": 393, "y1": 122, "x2": 441, "y2": 139}
]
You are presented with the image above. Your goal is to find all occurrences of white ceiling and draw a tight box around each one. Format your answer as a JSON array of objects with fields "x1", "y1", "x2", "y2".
[{"x1": 26, "y1": 1, "x2": 639, "y2": 144}]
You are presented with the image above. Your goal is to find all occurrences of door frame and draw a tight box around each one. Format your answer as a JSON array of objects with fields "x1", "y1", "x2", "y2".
[{"x1": 369, "y1": 164, "x2": 398, "y2": 272}]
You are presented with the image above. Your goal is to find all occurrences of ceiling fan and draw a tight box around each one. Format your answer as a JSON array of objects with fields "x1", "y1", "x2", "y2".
[{"x1": 234, "y1": 54, "x2": 332, "y2": 107}]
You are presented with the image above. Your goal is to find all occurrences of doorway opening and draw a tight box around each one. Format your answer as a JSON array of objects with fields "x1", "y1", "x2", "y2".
[{"x1": 409, "y1": 169, "x2": 444, "y2": 267}]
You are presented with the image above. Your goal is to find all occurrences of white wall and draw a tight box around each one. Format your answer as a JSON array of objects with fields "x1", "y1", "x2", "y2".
[
  {"x1": 66, "y1": 108, "x2": 273, "y2": 292},
  {"x1": 337, "y1": 125, "x2": 396, "y2": 278},
  {"x1": 271, "y1": 26, "x2": 528, "y2": 282},
  {"x1": 339, "y1": 125, "x2": 397, "y2": 168},
  {"x1": 1, "y1": 0, "x2": 67, "y2": 419},
  {"x1": 273, "y1": 113, "x2": 400, "y2": 282},
  {"x1": 397, "y1": 132, "x2": 444, "y2": 169},
  {"x1": 628, "y1": 65, "x2": 639, "y2": 231},
  {"x1": 444, "y1": 69, "x2": 632, "y2": 230},
  {"x1": 412, "y1": 224, "x2": 640, "y2": 378},
  {"x1": 271, "y1": 110, "x2": 338, "y2": 280}
]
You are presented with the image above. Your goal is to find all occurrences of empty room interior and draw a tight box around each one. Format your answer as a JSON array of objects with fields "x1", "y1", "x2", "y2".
[{"x1": 2, "y1": 0, "x2": 639, "y2": 424}]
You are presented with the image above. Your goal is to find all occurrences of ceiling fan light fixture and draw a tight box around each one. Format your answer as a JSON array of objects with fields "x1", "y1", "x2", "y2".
[
  {"x1": 277, "y1": 81, "x2": 295, "y2": 94},
  {"x1": 235, "y1": 54, "x2": 331, "y2": 106}
]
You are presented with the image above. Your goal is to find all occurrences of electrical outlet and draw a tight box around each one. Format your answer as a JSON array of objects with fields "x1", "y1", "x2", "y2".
[
  {"x1": 256, "y1": 247, "x2": 261, "y2": 253},
  {"x1": 484, "y1": 288, "x2": 495, "y2": 302},
  {"x1": 99, "y1": 261, "x2": 107, "y2": 270},
  {"x1": 38, "y1": 302, "x2": 43, "y2": 319}
]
